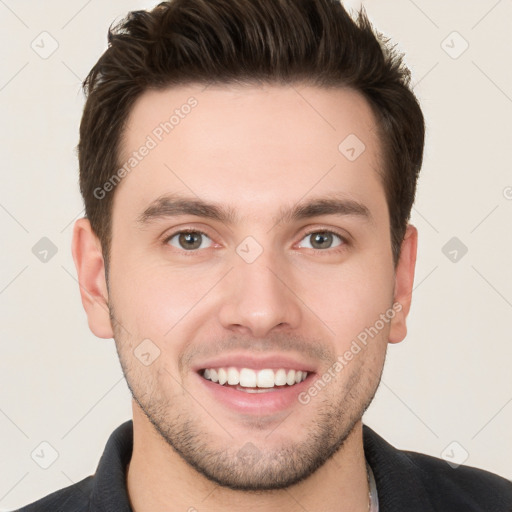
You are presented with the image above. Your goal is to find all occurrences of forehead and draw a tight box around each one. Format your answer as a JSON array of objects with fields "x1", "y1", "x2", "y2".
[{"x1": 114, "y1": 83, "x2": 386, "y2": 224}]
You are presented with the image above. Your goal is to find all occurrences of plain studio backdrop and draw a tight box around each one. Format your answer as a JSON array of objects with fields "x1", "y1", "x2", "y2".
[{"x1": 0, "y1": 0, "x2": 511, "y2": 508}]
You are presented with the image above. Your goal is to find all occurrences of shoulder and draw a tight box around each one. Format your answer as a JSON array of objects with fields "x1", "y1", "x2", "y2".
[
  {"x1": 405, "y1": 449, "x2": 512, "y2": 508},
  {"x1": 363, "y1": 424, "x2": 512, "y2": 511},
  {"x1": 15, "y1": 476, "x2": 93, "y2": 512},
  {"x1": 15, "y1": 419, "x2": 134, "y2": 512}
]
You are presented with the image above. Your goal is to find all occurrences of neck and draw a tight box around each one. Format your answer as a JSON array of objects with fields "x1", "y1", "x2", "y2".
[{"x1": 126, "y1": 405, "x2": 370, "y2": 512}]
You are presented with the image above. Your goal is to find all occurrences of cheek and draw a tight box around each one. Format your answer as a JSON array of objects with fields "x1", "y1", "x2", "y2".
[
  {"x1": 295, "y1": 258, "x2": 394, "y2": 340},
  {"x1": 110, "y1": 258, "x2": 219, "y2": 342},
  {"x1": 109, "y1": 263, "x2": 174, "y2": 337}
]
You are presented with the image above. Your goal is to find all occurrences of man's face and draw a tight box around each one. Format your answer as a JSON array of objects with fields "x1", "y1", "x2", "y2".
[{"x1": 102, "y1": 84, "x2": 407, "y2": 490}]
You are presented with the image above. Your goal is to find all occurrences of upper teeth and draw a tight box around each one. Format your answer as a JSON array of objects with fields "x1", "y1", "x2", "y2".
[{"x1": 202, "y1": 367, "x2": 308, "y2": 388}]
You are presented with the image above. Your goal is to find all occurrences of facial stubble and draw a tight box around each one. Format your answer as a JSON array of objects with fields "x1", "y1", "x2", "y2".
[{"x1": 109, "y1": 302, "x2": 386, "y2": 492}]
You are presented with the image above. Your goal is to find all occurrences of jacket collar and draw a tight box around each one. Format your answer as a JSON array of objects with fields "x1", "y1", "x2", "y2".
[
  {"x1": 363, "y1": 424, "x2": 436, "y2": 512},
  {"x1": 88, "y1": 420, "x2": 436, "y2": 512},
  {"x1": 90, "y1": 420, "x2": 134, "y2": 511}
]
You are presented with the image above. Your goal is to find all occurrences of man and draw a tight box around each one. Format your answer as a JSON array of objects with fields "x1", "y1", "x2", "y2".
[{"x1": 18, "y1": 0, "x2": 512, "y2": 511}]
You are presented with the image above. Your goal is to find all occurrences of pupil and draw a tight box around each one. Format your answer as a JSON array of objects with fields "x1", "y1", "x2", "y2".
[
  {"x1": 180, "y1": 232, "x2": 201, "y2": 250},
  {"x1": 313, "y1": 232, "x2": 332, "y2": 249}
]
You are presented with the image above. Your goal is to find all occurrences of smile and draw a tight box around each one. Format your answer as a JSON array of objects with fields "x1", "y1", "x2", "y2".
[{"x1": 201, "y1": 367, "x2": 308, "y2": 391}]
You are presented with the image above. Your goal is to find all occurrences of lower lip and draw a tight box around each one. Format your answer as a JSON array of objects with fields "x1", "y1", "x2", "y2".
[{"x1": 196, "y1": 372, "x2": 313, "y2": 414}]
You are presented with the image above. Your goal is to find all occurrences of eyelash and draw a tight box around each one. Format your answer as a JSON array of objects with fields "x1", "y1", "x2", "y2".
[{"x1": 162, "y1": 228, "x2": 350, "y2": 254}]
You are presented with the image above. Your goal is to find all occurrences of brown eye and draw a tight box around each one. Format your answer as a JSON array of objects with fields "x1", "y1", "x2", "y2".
[
  {"x1": 166, "y1": 231, "x2": 213, "y2": 251},
  {"x1": 299, "y1": 231, "x2": 344, "y2": 250}
]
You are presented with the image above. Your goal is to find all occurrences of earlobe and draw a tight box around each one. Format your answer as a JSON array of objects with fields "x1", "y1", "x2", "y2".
[
  {"x1": 388, "y1": 224, "x2": 418, "y2": 344},
  {"x1": 71, "y1": 218, "x2": 114, "y2": 339}
]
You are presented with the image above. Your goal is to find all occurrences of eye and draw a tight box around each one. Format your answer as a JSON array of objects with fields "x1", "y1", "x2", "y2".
[
  {"x1": 165, "y1": 230, "x2": 214, "y2": 251},
  {"x1": 298, "y1": 230, "x2": 345, "y2": 251}
]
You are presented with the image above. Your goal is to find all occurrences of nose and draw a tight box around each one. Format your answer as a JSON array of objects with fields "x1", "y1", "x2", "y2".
[{"x1": 217, "y1": 249, "x2": 302, "y2": 338}]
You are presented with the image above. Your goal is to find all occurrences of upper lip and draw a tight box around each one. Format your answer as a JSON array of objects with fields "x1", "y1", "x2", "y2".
[{"x1": 193, "y1": 353, "x2": 317, "y2": 373}]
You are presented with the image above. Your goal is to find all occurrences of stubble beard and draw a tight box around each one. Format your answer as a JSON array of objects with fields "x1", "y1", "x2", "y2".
[{"x1": 112, "y1": 320, "x2": 384, "y2": 491}]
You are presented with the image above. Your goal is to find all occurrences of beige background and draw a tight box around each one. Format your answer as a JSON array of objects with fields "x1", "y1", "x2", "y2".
[{"x1": 0, "y1": 0, "x2": 511, "y2": 508}]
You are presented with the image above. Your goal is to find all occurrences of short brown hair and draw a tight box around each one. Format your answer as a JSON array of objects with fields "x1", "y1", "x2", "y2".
[{"x1": 78, "y1": 0, "x2": 425, "y2": 274}]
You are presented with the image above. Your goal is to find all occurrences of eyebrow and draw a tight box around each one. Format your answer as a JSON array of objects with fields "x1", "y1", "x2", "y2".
[{"x1": 136, "y1": 193, "x2": 373, "y2": 227}]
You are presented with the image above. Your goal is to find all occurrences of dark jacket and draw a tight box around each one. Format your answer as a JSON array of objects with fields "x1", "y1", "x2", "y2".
[{"x1": 16, "y1": 420, "x2": 512, "y2": 511}]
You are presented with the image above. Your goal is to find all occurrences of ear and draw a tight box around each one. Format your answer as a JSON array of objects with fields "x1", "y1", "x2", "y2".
[
  {"x1": 71, "y1": 217, "x2": 114, "y2": 339},
  {"x1": 388, "y1": 224, "x2": 418, "y2": 344}
]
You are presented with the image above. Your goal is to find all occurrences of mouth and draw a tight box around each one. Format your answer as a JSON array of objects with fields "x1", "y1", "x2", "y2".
[
  {"x1": 199, "y1": 366, "x2": 310, "y2": 393},
  {"x1": 193, "y1": 354, "x2": 316, "y2": 414}
]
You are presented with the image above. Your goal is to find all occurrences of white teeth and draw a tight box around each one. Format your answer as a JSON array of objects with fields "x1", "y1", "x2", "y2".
[
  {"x1": 275, "y1": 368, "x2": 287, "y2": 386},
  {"x1": 227, "y1": 367, "x2": 239, "y2": 385},
  {"x1": 257, "y1": 369, "x2": 275, "y2": 388},
  {"x1": 201, "y1": 367, "x2": 308, "y2": 388},
  {"x1": 239, "y1": 368, "x2": 257, "y2": 387},
  {"x1": 218, "y1": 368, "x2": 227, "y2": 385}
]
